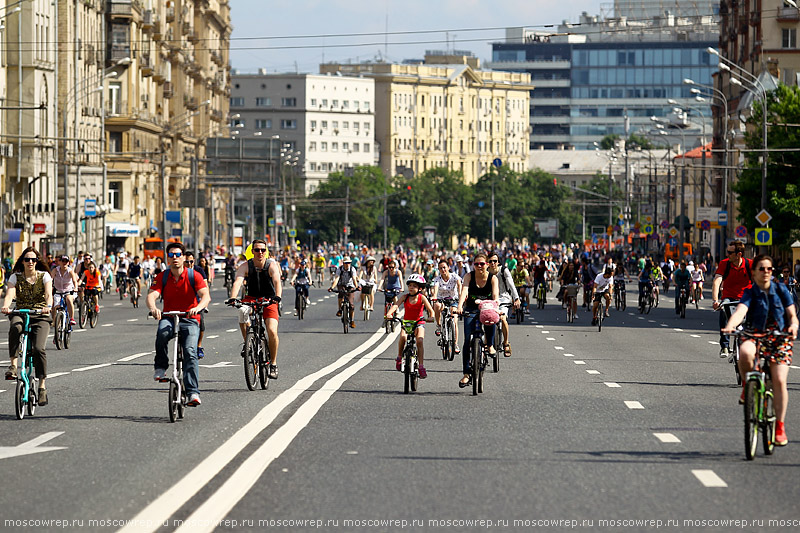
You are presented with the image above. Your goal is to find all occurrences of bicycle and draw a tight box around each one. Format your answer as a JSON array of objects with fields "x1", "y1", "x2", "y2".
[
  {"x1": 388, "y1": 317, "x2": 425, "y2": 394},
  {"x1": 129, "y1": 278, "x2": 140, "y2": 308},
  {"x1": 678, "y1": 286, "x2": 689, "y2": 319},
  {"x1": 462, "y1": 306, "x2": 493, "y2": 396},
  {"x1": 514, "y1": 285, "x2": 529, "y2": 324},
  {"x1": 227, "y1": 298, "x2": 279, "y2": 391},
  {"x1": 594, "y1": 292, "x2": 607, "y2": 332},
  {"x1": 333, "y1": 287, "x2": 359, "y2": 334},
  {"x1": 380, "y1": 289, "x2": 400, "y2": 334},
  {"x1": 116, "y1": 274, "x2": 127, "y2": 300},
  {"x1": 11, "y1": 310, "x2": 44, "y2": 419},
  {"x1": 614, "y1": 280, "x2": 626, "y2": 311},
  {"x1": 79, "y1": 287, "x2": 100, "y2": 328},
  {"x1": 693, "y1": 284, "x2": 702, "y2": 309},
  {"x1": 719, "y1": 300, "x2": 742, "y2": 385},
  {"x1": 53, "y1": 290, "x2": 75, "y2": 350},
  {"x1": 434, "y1": 299, "x2": 457, "y2": 362},
  {"x1": 361, "y1": 285, "x2": 376, "y2": 322},
  {"x1": 733, "y1": 329, "x2": 794, "y2": 460},
  {"x1": 491, "y1": 313, "x2": 504, "y2": 372},
  {"x1": 535, "y1": 281, "x2": 547, "y2": 309},
  {"x1": 293, "y1": 282, "x2": 309, "y2": 320},
  {"x1": 315, "y1": 267, "x2": 324, "y2": 287},
  {"x1": 150, "y1": 311, "x2": 189, "y2": 422},
  {"x1": 565, "y1": 291, "x2": 575, "y2": 323}
]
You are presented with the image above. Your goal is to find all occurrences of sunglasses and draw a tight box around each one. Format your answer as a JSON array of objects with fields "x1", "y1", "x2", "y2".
[
  {"x1": 167, "y1": 252, "x2": 183, "y2": 258},
  {"x1": 474, "y1": 262, "x2": 487, "y2": 267},
  {"x1": 727, "y1": 250, "x2": 737, "y2": 255},
  {"x1": 487, "y1": 259, "x2": 499, "y2": 263},
  {"x1": 187, "y1": 260, "x2": 195, "y2": 264},
  {"x1": 253, "y1": 248, "x2": 267, "y2": 253},
  {"x1": 23, "y1": 257, "x2": 37, "y2": 263},
  {"x1": 758, "y1": 266, "x2": 774, "y2": 272}
]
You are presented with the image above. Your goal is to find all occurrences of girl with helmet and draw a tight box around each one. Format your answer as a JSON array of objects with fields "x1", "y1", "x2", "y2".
[{"x1": 385, "y1": 273, "x2": 434, "y2": 379}]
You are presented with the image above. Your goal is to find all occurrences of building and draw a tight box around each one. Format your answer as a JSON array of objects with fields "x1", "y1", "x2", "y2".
[
  {"x1": 321, "y1": 53, "x2": 533, "y2": 184},
  {"x1": 229, "y1": 72, "x2": 376, "y2": 194},
  {"x1": 489, "y1": 5, "x2": 719, "y2": 151}
]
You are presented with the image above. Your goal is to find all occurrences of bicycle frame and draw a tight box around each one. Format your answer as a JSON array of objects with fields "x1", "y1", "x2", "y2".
[{"x1": 13, "y1": 310, "x2": 36, "y2": 408}]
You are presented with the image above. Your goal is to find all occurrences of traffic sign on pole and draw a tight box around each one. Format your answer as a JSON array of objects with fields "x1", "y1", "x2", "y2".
[
  {"x1": 492, "y1": 158, "x2": 502, "y2": 168},
  {"x1": 755, "y1": 209, "x2": 772, "y2": 226},
  {"x1": 717, "y1": 211, "x2": 728, "y2": 226},
  {"x1": 643, "y1": 224, "x2": 654, "y2": 235},
  {"x1": 754, "y1": 228, "x2": 773, "y2": 246},
  {"x1": 735, "y1": 225, "x2": 747, "y2": 238},
  {"x1": 668, "y1": 226, "x2": 678, "y2": 238},
  {"x1": 700, "y1": 219, "x2": 711, "y2": 231}
]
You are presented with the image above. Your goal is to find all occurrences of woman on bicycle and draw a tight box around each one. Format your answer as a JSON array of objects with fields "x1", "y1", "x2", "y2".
[
  {"x1": 723, "y1": 255, "x2": 799, "y2": 446},
  {"x1": 2, "y1": 247, "x2": 53, "y2": 405},
  {"x1": 359, "y1": 256, "x2": 378, "y2": 312},
  {"x1": 559, "y1": 260, "x2": 581, "y2": 319},
  {"x1": 456, "y1": 252, "x2": 498, "y2": 388},
  {"x1": 378, "y1": 260, "x2": 404, "y2": 314},
  {"x1": 51, "y1": 254, "x2": 79, "y2": 326},
  {"x1": 431, "y1": 258, "x2": 462, "y2": 353},
  {"x1": 385, "y1": 273, "x2": 434, "y2": 379},
  {"x1": 79, "y1": 261, "x2": 104, "y2": 314}
]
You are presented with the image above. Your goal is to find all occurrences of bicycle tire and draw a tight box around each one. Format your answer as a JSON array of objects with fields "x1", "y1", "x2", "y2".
[
  {"x1": 168, "y1": 381, "x2": 179, "y2": 423},
  {"x1": 64, "y1": 325, "x2": 71, "y2": 349},
  {"x1": 493, "y1": 328, "x2": 501, "y2": 373},
  {"x1": 79, "y1": 301, "x2": 88, "y2": 329},
  {"x1": 621, "y1": 291, "x2": 626, "y2": 311},
  {"x1": 763, "y1": 390, "x2": 776, "y2": 455},
  {"x1": 243, "y1": 330, "x2": 258, "y2": 391},
  {"x1": 410, "y1": 352, "x2": 418, "y2": 392},
  {"x1": 54, "y1": 311, "x2": 64, "y2": 350},
  {"x1": 89, "y1": 307, "x2": 98, "y2": 328},
  {"x1": 694, "y1": 288, "x2": 700, "y2": 309},
  {"x1": 446, "y1": 319, "x2": 456, "y2": 362},
  {"x1": 744, "y1": 379, "x2": 759, "y2": 460},
  {"x1": 15, "y1": 379, "x2": 25, "y2": 420},
  {"x1": 733, "y1": 343, "x2": 741, "y2": 385},
  {"x1": 645, "y1": 295, "x2": 653, "y2": 315},
  {"x1": 404, "y1": 350, "x2": 411, "y2": 394},
  {"x1": 295, "y1": 293, "x2": 302, "y2": 320},
  {"x1": 471, "y1": 337, "x2": 481, "y2": 396},
  {"x1": 27, "y1": 381, "x2": 36, "y2": 416},
  {"x1": 259, "y1": 339, "x2": 270, "y2": 390},
  {"x1": 597, "y1": 302, "x2": 603, "y2": 332},
  {"x1": 300, "y1": 298, "x2": 305, "y2": 320}
]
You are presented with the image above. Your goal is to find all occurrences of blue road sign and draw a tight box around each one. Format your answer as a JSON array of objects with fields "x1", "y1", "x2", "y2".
[
  {"x1": 492, "y1": 158, "x2": 502, "y2": 168},
  {"x1": 84, "y1": 199, "x2": 97, "y2": 217}
]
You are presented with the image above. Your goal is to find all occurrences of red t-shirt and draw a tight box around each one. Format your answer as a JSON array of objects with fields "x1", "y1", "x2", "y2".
[
  {"x1": 151, "y1": 268, "x2": 207, "y2": 322},
  {"x1": 715, "y1": 258, "x2": 752, "y2": 300}
]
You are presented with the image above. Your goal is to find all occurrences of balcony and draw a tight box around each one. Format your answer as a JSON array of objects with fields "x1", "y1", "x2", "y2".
[
  {"x1": 139, "y1": 54, "x2": 153, "y2": 77},
  {"x1": 163, "y1": 82, "x2": 173, "y2": 99},
  {"x1": 108, "y1": 0, "x2": 141, "y2": 20},
  {"x1": 181, "y1": 21, "x2": 191, "y2": 34},
  {"x1": 166, "y1": 5, "x2": 175, "y2": 22},
  {"x1": 109, "y1": 45, "x2": 131, "y2": 62},
  {"x1": 210, "y1": 109, "x2": 224, "y2": 122},
  {"x1": 142, "y1": 9, "x2": 153, "y2": 29},
  {"x1": 777, "y1": 6, "x2": 800, "y2": 21},
  {"x1": 184, "y1": 95, "x2": 198, "y2": 109},
  {"x1": 187, "y1": 29, "x2": 199, "y2": 44}
]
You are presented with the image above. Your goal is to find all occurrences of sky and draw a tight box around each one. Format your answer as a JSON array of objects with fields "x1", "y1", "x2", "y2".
[{"x1": 229, "y1": 0, "x2": 605, "y2": 74}]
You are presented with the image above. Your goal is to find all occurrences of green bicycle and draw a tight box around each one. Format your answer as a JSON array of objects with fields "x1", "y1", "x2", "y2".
[{"x1": 10, "y1": 310, "x2": 44, "y2": 419}]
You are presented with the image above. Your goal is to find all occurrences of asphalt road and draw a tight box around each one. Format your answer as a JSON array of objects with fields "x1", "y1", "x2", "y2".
[{"x1": 0, "y1": 281, "x2": 798, "y2": 532}]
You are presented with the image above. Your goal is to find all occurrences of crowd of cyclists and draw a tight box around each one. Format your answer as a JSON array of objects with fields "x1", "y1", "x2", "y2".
[{"x1": 1, "y1": 238, "x2": 797, "y2": 446}]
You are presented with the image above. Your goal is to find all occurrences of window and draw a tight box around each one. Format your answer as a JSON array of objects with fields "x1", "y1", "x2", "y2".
[
  {"x1": 309, "y1": 142, "x2": 317, "y2": 151},
  {"x1": 230, "y1": 97, "x2": 244, "y2": 107},
  {"x1": 363, "y1": 143, "x2": 370, "y2": 152},
  {"x1": 363, "y1": 101, "x2": 370, "y2": 110},
  {"x1": 108, "y1": 181, "x2": 122, "y2": 210},
  {"x1": 332, "y1": 99, "x2": 339, "y2": 107},
  {"x1": 332, "y1": 142, "x2": 338, "y2": 152},
  {"x1": 354, "y1": 101, "x2": 359, "y2": 109},
  {"x1": 281, "y1": 97, "x2": 297, "y2": 107},
  {"x1": 280, "y1": 119, "x2": 297, "y2": 129},
  {"x1": 342, "y1": 100, "x2": 349, "y2": 109},
  {"x1": 343, "y1": 121, "x2": 349, "y2": 129},
  {"x1": 231, "y1": 119, "x2": 245, "y2": 128},
  {"x1": 321, "y1": 120, "x2": 328, "y2": 129},
  {"x1": 255, "y1": 119, "x2": 271, "y2": 129},
  {"x1": 322, "y1": 99, "x2": 328, "y2": 107},
  {"x1": 364, "y1": 122, "x2": 370, "y2": 131},
  {"x1": 353, "y1": 122, "x2": 360, "y2": 130},
  {"x1": 342, "y1": 142, "x2": 349, "y2": 151},
  {"x1": 310, "y1": 162, "x2": 317, "y2": 171},
  {"x1": 310, "y1": 120, "x2": 317, "y2": 130},
  {"x1": 352, "y1": 143, "x2": 359, "y2": 152},
  {"x1": 332, "y1": 121, "x2": 339, "y2": 129},
  {"x1": 255, "y1": 97, "x2": 271, "y2": 107},
  {"x1": 310, "y1": 98, "x2": 317, "y2": 106},
  {"x1": 109, "y1": 132, "x2": 123, "y2": 153},
  {"x1": 783, "y1": 28, "x2": 797, "y2": 49},
  {"x1": 321, "y1": 142, "x2": 328, "y2": 151}
]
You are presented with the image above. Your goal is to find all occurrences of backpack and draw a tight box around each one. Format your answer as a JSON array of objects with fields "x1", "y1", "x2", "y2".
[
  {"x1": 499, "y1": 265, "x2": 513, "y2": 295},
  {"x1": 161, "y1": 268, "x2": 199, "y2": 301},
  {"x1": 722, "y1": 258, "x2": 751, "y2": 281}
]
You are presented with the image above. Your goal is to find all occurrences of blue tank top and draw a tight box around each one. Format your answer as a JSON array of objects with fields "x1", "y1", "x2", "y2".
[{"x1": 386, "y1": 272, "x2": 401, "y2": 291}]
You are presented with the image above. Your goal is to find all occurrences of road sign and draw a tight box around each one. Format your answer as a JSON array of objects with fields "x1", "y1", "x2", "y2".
[
  {"x1": 660, "y1": 220, "x2": 669, "y2": 229},
  {"x1": 166, "y1": 210, "x2": 181, "y2": 223},
  {"x1": 643, "y1": 224, "x2": 654, "y2": 235},
  {"x1": 492, "y1": 158, "x2": 502, "y2": 168},
  {"x1": 668, "y1": 237, "x2": 679, "y2": 247},
  {"x1": 718, "y1": 211, "x2": 728, "y2": 226},
  {"x1": 289, "y1": 228, "x2": 297, "y2": 238},
  {"x1": 644, "y1": 215, "x2": 653, "y2": 224},
  {"x1": 613, "y1": 224, "x2": 621, "y2": 232},
  {"x1": 84, "y1": 198, "x2": 97, "y2": 217},
  {"x1": 754, "y1": 228, "x2": 773, "y2": 246},
  {"x1": 607, "y1": 225, "x2": 613, "y2": 235},
  {"x1": 701, "y1": 230, "x2": 711, "y2": 247},
  {"x1": 735, "y1": 225, "x2": 747, "y2": 238},
  {"x1": 700, "y1": 219, "x2": 711, "y2": 231},
  {"x1": 634, "y1": 222, "x2": 641, "y2": 230},
  {"x1": 755, "y1": 209, "x2": 772, "y2": 226},
  {"x1": 669, "y1": 226, "x2": 678, "y2": 238}
]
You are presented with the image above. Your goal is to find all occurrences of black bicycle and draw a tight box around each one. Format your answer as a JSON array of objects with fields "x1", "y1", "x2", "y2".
[
  {"x1": 227, "y1": 298, "x2": 280, "y2": 391},
  {"x1": 293, "y1": 282, "x2": 309, "y2": 320},
  {"x1": 614, "y1": 280, "x2": 626, "y2": 311},
  {"x1": 388, "y1": 317, "x2": 425, "y2": 394},
  {"x1": 719, "y1": 300, "x2": 742, "y2": 384},
  {"x1": 677, "y1": 286, "x2": 689, "y2": 319},
  {"x1": 461, "y1": 307, "x2": 495, "y2": 396},
  {"x1": 434, "y1": 298, "x2": 457, "y2": 362},
  {"x1": 380, "y1": 289, "x2": 400, "y2": 334},
  {"x1": 53, "y1": 290, "x2": 74, "y2": 350},
  {"x1": 151, "y1": 311, "x2": 189, "y2": 423},
  {"x1": 333, "y1": 287, "x2": 359, "y2": 334},
  {"x1": 515, "y1": 285, "x2": 530, "y2": 323}
]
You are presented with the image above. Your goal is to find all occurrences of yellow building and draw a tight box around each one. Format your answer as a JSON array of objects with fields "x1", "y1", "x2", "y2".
[{"x1": 321, "y1": 53, "x2": 533, "y2": 184}]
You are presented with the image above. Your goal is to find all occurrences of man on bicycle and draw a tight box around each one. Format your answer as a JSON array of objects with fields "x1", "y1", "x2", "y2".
[
  {"x1": 329, "y1": 256, "x2": 360, "y2": 329},
  {"x1": 591, "y1": 267, "x2": 614, "y2": 326},
  {"x1": 128, "y1": 256, "x2": 143, "y2": 299},
  {"x1": 313, "y1": 252, "x2": 326, "y2": 284},
  {"x1": 147, "y1": 242, "x2": 210, "y2": 406},
  {"x1": 227, "y1": 239, "x2": 282, "y2": 379},
  {"x1": 712, "y1": 241, "x2": 753, "y2": 357},
  {"x1": 431, "y1": 259, "x2": 462, "y2": 353},
  {"x1": 289, "y1": 259, "x2": 311, "y2": 315},
  {"x1": 672, "y1": 261, "x2": 691, "y2": 314}
]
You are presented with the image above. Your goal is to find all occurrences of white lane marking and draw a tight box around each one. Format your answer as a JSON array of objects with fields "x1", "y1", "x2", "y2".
[
  {"x1": 199, "y1": 362, "x2": 236, "y2": 369},
  {"x1": 173, "y1": 332, "x2": 399, "y2": 533},
  {"x1": 0, "y1": 432, "x2": 68, "y2": 460},
  {"x1": 0, "y1": 360, "x2": 8, "y2": 364},
  {"x1": 225, "y1": 329, "x2": 238, "y2": 333},
  {"x1": 118, "y1": 352, "x2": 151, "y2": 362},
  {"x1": 0, "y1": 390, "x2": 4, "y2": 393},
  {"x1": 47, "y1": 372, "x2": 70, "y2": 379},
  {"x1": 564, "y1": 353, "x2": 574, "y2": 357},
  {"x1": 535, "y1": 325, "x2": 543, "y2": 328},
  {"x1": 118, "y1": 327, "x2": 390, "y2": 533},
  {"x1": 72, "y1": 363, "x2": 114, "y2": 372},
  {"x1": 690, "y1": 334, "x2": 701, "y2": 338},
  {"x1": 638, "y1": 317, "x2": 645, "y2": 320},
  {"x1": 206, "y1": 335, "x2": 219, "y2": 339},
  {"x1": 661, "y1": 324, "x2": 669, "y2": 327},
  {"x1": 311, "y1": 302, "x2": 318, "y2": 306},
  {"x1": 574, "y1": 360, "x2": 586, "y2": 365},
  {"x1": 627, "y1": 313, "x2": 634, "y2": 316},
  {"x1": 211, "y1": 302, "x2": 221, "y2": 306},
  {"x1": 648, "y1": 320, "x2": 655, "y2": 323},
  {"x1": 554, "y1": 346, "x2": 564, "y2": 350},
  {"x1": 101, "y1": 323, "x2": 114, "y2": 327},
  {"x1": 791, "y1": 365, "x2": 800, "y2": 370},
  {"x1": 709, "y1": 341, "x2": 718, "y2": 344},
  {"x1": 674, "y1": 328, "x2": 684, "y2": 332},
  {"x1": 604, "y1": 382, "x2": 621, "y2": 388},
  {"x1": 541, "y1": 330, "x2": 550, "y2": 334},
  {"x1": 586, "y1": 370, "x2": 601, "y2": 375},
  {"x1": 692, "y1": 470, "x2": 727, "y2": 488},
  {"x1": 546, "y1": 337, "x2": 555, "y2": 341},
  {"x1": 624, "y1": 401, "x2": 644, "y2": 409},
  {"x1": 114, "y1": 303, "x2": 122, "y2": 306},
  {"x1": 654, "y1": 433, "x2": 681, "y2": 443},
  {"x1": 127, "y1": 318, "x2": 139, "y2": 322}
]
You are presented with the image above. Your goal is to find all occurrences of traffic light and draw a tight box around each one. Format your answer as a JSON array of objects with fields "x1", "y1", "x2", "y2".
[
  {"x1": 553, "y1": 178, "x2": 557, "y2": 186},
  {"x1": 406, "y1": 185, "x2": 412, "y2": 191}
]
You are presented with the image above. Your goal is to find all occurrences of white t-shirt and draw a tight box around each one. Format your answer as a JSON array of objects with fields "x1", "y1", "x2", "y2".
[
  {"x1": 51, "y1": 267, "x2": 75, "y2": 291},
  {"x1": 690, "y1": 268, "x2": 704, "y2": 281},
  {"x1": 593, "y1": 272, "x2": 614, "y2": 293},
  {"x1": 8, "y1": 272, "x2": 53, "y2": 287},
  {"x1": 433, "y1": 273, "x2": 461, "y2": 300}
]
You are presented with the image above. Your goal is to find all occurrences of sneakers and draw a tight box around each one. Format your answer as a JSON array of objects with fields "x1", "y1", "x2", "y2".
[
  {"x1": 739, "y1": 388, "x2": 745, "y2": 405},
  {"x1": 5, "y1": 365, "x2": 17, "y2": 380},
  {"x1": 350, "y1": 321, "x2": 356, "y2": 329},
  {"x1": 95, "y1": 304, "x2": 100, "y2": 313},
  {"x1": 154, "y1": 368, "x2": 168, "y2": 381},
  {"x1": 591, "y1": 318, "x2": 598, "y2": 326},
  {"x1": 776, "y1": 422, "x2": 789, "y2": 446},
  {"x1": 197, "y1": 346, "x2": 205, "y2": 359},
  {"x1": 396, "y1": 356, "x2": 402, "y2": 372},
  {"x1": 69, "y1": 318, "x2": 76, "y2": 325},
  {"x1": 268, "y1": 364, "x2": 278, "y2": 379},
  {"x1": 38, "y1": 388, "x2": 48, "y2": 406},
  {"x1": 186, "y1": 393, "x2": 201, "y2": 407},
  {"x1": 418, "y1": 366, "x2": 427, "y2": 379},
  {"x1": 336, "y1": 310, "x2": 342, "y2": 317},
  {"x1": 719, "y1": 347, "x2": 730, "y2": 358},
  {"x1": 604, "y1": 310, "x2": 610, "y2": 318}
]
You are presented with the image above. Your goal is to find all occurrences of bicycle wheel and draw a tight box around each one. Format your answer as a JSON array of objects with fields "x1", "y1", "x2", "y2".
[
  {"x1": 763, "y1": 390, "x2": 776, "y2": 455},
  {"x1": 492, "y1": 328, "x2": 501, "y2": 373},
  {"x1": 299, "y1": 298, "x2": 305, "y2": 320},
  {"x1": 621, "y1": 290, "x2": 626, "y2": 311},
  {"x1": 744, "y1": 379, "x2": 759, "y2": 460},
  {"x1": 27, "y1": 380, "x2": 36, "y2": 416},
  {"x1": 295, "y1": 293, "x2": 302, "y2": 320},
  {"x1": 645, "y1": 295, "x2": 653, "y2": 315},
  {"x1": 733, "y1": 343, "x2": 741, "y2": 385},
  {"x1": 168, "y1": 380, "x2": 179, "y2": 423},
  {"x1": 258, "y1": 340, "x2": 270, "y2": 390},
  {"x1": 89, "y1": 307, "x2": 98, "y2": 328},
  {"x1": 64, "y1": 323, "x2": 71, "y2": 349},
  {"x1": 15, "y1": 379, "x2": 25, "y2": 420},
  {"x1": 680, "y1": 296, "x2": 686, "y2": 319},
  {"x1": 364, "y1": 304, "x2": 371, "y2": 321},
  {"x1": 243, "y1": 330, "x2": 258, "y2": 391},
  {"x1": 403, "y1": 350, "x2": 411, "y2": 394},
  {"x1": 694, "y1": 289, "x2": 700, "y2": 309},
  {"x1": 614, "y1": 292, "x2": 621, "y2": 311},
  {"x1": 79, "y1": 301, "x2": 88, "y2": 329},
  {"x1": 410, "y1": 353, "x2": 418, "y2": 392},
  {"x1": 471, "y1": 337, "x2": 481, "y2": 396},
  {"x1": 384, "y1": 318, "x2": 391, "y2": 335},
  {"x1": 54, "y1": 311, "x2": 64, "y2": 350}
]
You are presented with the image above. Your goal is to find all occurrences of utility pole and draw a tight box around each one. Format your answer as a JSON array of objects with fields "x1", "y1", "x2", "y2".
[
  {"x1": 192, "y1": 156, "x2": 199, "y2": 252},
  {"x1": 491, "y1": 168, "x2": 496, "y2": 244},
  {"x1": 679, "y1": 165, "x2": 687, "y2": 261},
  {"x1": 344, "y1": 185, "x2": 350, "y2": 244},
  {"x1": 160, "y1": 154, "x2": 167, "y2": 258}
]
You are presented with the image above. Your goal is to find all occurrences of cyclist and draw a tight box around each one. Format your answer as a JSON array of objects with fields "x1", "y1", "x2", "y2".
[
  {"x1": 672, "y1": 261, "x2": 692, "y2": 314},
  {"x1": 649, "y1": 260, "x2": 665, "y2": 302},
  {"x1": 378, "y1": 260, "x2": 404, "y2": 313},
  {"x1": 532, "y1": 256, "x2": 548, "y2": 305},
  {"x1": 722, "y1": 254, "x2": 798, "y2": 445},
  {"x1": 431, "y1": 258, "x2": 462, "y2": 353},
  {"x1": 612, "y1": 263, "x2": 626, "y2": 303},
  {"x1": 313, "y1": 252, "x2": 327, "y2": 284},
  {"x1": 359, "y1": 256, "x2": 378, "y2": 312},
  {"x1": 712, "y1": 241, "x2": 753, "y2": 357},
  {"x1": 385, "y1": 273, "x2": 435, "y2": 379},
  {"x1": 128, "y1": 256, "x2": 143, "y2": 300},
  {"x1": 2, "y1": 247, "x2": 53, "y2": 405},
  {"x1": 328, "y1": 250, "x2": 342, "y2": 278},
  {"x1": 329, "y1": 256, "x2": 360, "y2": 329},
  {"x1": 559, "y1": 259, "x2": 581, "y2": 319},
  {"x1": 185, "y1": 251, "x2": 208, "y2": 359},
  {"x1": 638, "y1": 260, "x2": 655, "y2": 306},
  {"x1": 591, "y1": 267, "x2": 614, "y2": 326},
  {"x1": 227, "y1": 239, "x2": 282, "y2": 379},
  {"x1": 488, "y1": 252, "x2": 521, "y2": 356},
  {"x1": 689, "y1": 260, "x2": 705, "y2": 302},
  {"x1": 115, "y1": 253, "x2": 131, "y2": 296},
  {"x1": 456, "y1": 252, "x2": 499, "y2": 388},
  {"x1": 512, "y1": 259, "x2": 530, "y2": 313},
  {"x1": 51, "y1": 254, "x2": 78, "y2": 326},
  {"x1": 147, "y1": 242, "x2": 211, "y2": 406},
  {"x1": 79, "y1": 261, "x2": 104, "y2": 314},
  {"x1": 289, "y1": 259, "x2": 311, "y2": 315}
]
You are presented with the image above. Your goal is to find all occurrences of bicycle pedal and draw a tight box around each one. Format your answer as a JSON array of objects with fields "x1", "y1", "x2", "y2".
[{"x1": 158, "y1": 377, "x2": 171, "y2": 383}]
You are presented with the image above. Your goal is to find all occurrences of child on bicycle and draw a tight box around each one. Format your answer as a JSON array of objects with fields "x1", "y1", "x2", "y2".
[
  {"x1": 385, "y1": 273, "x2": 434, "y2": 379},
  {"x1": 79, "y1": 261, "x2": 104, "y2": 313},
  {"x1": 723, "y1": 254, "x2": 799, "y2": 446}
]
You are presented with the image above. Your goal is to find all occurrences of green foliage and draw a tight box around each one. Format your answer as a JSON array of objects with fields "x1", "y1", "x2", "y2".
[
  {"x1": 599, "y1": 134, "x2": 621, "y2": 150},
  {"x1": 735, "y1": 84, "x2": 800, "y2": 247},
  {"x1": 599, "y1": 133, "x2": 653, "y2": 151}
]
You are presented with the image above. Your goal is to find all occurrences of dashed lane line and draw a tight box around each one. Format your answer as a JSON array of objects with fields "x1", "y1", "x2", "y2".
[
  {"x1": 563, "y1": 353, "x2": 574, "y2": 357},
  {"x1": 661, "y1": 324, "x2": 669, "y2": 327},
  {"x1": 113, "y1": 303, "x2": 122, "y2": 306},
  {"x1": 638, "y1": 317, "x2": 645, "y2": 320},
  {"x1": 624, "y1": 401, "x2": 644, "y2": 410},
  {"x1": 674, "y1": 328, "x2": 684, "y2": 332},
  {"x1": 648, "y1": 320, "x2": 656, "y2": 323},
  {"x1": 206, "y1": 335, "x2": 220, "y2": 339},
  {"x1": 654, "y1": 433, "x2": 681, "y2": 443},
  {"x1": 226, "y1": 329, "x2": 238, "y2": 333},
  {"x1": 541, "y1": 330, "x2": 550, "y2": 333},
  {"x1": 554, "y1": 346, "x2": 564, "y2": 350},
  {"x1": 604, "y1": 382, "x2": 621, "y2": 388},
  {"x1": 73, "y1": 363, "x2": 114, "y2": 372},
  {"x1": 546, "y1": 337, "x2": 555, "y2": 341},
  {"x1": 586, "y1": 370, "x2": 601, "y2": 375},
  {"x1": 690, "y1": 334, "x2": 701, "y2": 338},
  {"x1": 101, "y1": 323, "x2": 114, "y2": 327},
  {"x1": 692, "y1": 470, "x2": 727, "y2": 488},
  {"x1": 127, "y1": 318, "x2": 139, "y2": 322},
  {"x1": 573, "y1": 360, "x2": 586, "y2": 365},
  {"x1": 535, "y1": 325, "x2": 543, "y2": 328},
  {"x1": 708, "y1": 341, "x2": 718, "y2": 344},
  {"x1": 47, "y1": 372, "x2": 70, "y2": 378},
  {"x1": 118, "y1": 352, "x2": 153, "y2": 362}
]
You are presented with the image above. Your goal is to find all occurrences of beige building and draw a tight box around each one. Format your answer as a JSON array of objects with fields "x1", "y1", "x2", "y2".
[{"x1": 321, "y1": 53, "x2": 533, "y2": 184}]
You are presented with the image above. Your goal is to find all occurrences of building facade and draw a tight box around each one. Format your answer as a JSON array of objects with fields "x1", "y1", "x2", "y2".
[
  {"x1": 321, "y1": 53, "x2": 533, "y2": 184},
  {"x1": 489, "y1": 7, "x2": 718, "y2": 151},
  {"x1": 229, "y1": 73, "x2": 376, "y2": 195}
]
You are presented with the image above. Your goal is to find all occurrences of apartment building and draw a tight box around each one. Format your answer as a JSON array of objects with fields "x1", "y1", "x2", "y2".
[
  {"x1": 321, "y1": 53, "x2": 533, "y2": 184},
  {"x1": 229, "y1": 72, "x2": 376, "y2": 195}
]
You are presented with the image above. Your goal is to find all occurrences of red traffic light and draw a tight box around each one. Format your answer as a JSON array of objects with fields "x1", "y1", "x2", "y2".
[
  {"x1": 406, "y1": 185, "x2": 412, "y2": 191},
  {"x1": 553, "y1": 178, "x2": 557, "y2": 186}
]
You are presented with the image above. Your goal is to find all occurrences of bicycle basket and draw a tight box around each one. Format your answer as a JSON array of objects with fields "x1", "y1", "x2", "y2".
[{"x1": 478, "y1": 300, "x2": 500, "y2": 325}]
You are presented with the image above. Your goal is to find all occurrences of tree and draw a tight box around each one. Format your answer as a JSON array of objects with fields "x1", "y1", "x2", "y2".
[
  {"x1": 735, "y1": 84, "x2": 800, "y2": 247},
  {"x1": 599, "y1": 133, "x2": 653, "y2": 151},
  {"x1": 599, "y1": 134, "x2": 621, "y2": 150},
  {"x1": 576, "y1": 172, "x2": 625, "y2": 231}
]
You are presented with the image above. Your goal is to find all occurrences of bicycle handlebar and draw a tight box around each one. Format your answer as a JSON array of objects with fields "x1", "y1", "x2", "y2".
[
  {"x1": 225, "y1": 297, "x2": 279, "y2": 308},
  {"x1": 8, "y1": 309, "x2": 47, "y2": 316},
  {"x1": 730, "y1": 329, "x2": 794, "y2": 339}
]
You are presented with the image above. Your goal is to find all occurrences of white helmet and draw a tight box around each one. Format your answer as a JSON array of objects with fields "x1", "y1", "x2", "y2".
[{"x1": 406, "y1": 273, "x2": 426, "y2": 286}]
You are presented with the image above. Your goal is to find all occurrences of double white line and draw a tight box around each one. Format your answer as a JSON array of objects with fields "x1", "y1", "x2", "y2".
[{"x1": 119, "y1": 327, "x2": 398, "y2": 533}]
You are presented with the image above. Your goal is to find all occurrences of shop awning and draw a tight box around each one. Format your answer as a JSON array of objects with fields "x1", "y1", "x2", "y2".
[
  {"x1": 106, "y1": 223, "x2": 141, "y2": 237},
  {"x1": 2, "y1": 229, "x2": 22, "y2": 243}
]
